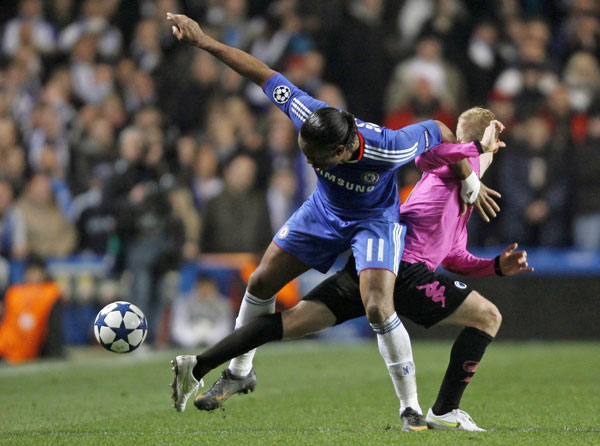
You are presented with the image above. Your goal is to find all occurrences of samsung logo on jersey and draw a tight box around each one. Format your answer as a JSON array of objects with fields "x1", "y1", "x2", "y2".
[
  {"x1": 424, "y1": 130, "x2": 430, "y2": 151},
  {"x1": 318, "y1": 170, "x2": 375, "y2": 192}
]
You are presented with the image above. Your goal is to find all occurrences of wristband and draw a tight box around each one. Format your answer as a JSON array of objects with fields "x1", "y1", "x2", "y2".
[
  {"x1": 460, "y1": 171, "x2": 480, "y2": 205},
  {"x1": 473, "y1": 139, "x2": 484, "y2": 154},
  {"x1": 494, "y1": 255, "x2": 504, "y2": 276}
]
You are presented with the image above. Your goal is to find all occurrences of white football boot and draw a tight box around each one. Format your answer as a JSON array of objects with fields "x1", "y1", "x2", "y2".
[
  {"x1": 171, "y1": 355, "x2": 204, "y2": 412},
  {"x1": 426, "y1": 408, "x2": 486, "y2": 432}
]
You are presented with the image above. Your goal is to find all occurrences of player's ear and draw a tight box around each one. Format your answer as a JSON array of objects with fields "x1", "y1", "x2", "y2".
[{"x1": 335, "y1": 145, "x2": 345, "y2": 156}]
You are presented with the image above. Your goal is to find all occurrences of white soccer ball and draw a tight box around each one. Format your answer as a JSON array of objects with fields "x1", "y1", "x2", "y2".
[{"x1": 94, "y1": 301, "x2": 148, "y2": 353}]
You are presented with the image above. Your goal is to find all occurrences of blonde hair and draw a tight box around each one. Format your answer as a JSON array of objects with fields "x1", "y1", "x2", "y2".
[{"x1": 456, "y1": 107, "x2": 496, "y2": 143}]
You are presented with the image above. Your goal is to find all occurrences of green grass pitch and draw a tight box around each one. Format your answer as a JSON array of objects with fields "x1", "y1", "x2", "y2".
[{"x1": 1, "y1": 341, "x2": 599, "y2": 445}]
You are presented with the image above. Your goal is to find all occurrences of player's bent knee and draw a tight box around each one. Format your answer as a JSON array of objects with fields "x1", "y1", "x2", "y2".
[
  {"x1": 364, "y1": 302, "x2": 388, "y2": 325},
  {"x1": 471, "y1": 294, "x2": 502, "y2": 336},
  {"x1": 484, "y1": 301, "x2": 502, "y2": 333},
  {"x1": 247, "y1": 267, "x2": 272, "y2": 297}
]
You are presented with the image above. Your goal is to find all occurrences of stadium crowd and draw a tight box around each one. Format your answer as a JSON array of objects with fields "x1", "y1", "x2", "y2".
[{"x1": 0, "y1": 0, "x2": 600, "y2": 351}]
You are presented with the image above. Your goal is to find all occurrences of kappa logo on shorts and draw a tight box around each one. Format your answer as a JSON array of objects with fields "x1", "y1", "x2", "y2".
[
  {"x1": 273, "y1": 85, "x2": 291, "y2": 104},
  {"x1": 454, "y1": 281, "x2": 467, "y2": 289},
  {"x1": 278, "y1": 225, "x2": 290, "y2": 239},
  {"x1": 416, "y1": 281, "x2": 447, "y2": 308},
  {"x1": 360, "y1": 171, "x2": 379, "y2": 185}
]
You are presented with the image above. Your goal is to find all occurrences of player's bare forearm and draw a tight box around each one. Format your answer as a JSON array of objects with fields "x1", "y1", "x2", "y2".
[
  {"x1": 450, "y1": 158, "x2": 473, "y2": 180},
  {"x1": 434, "y1": 120, "x2": 457, "y2": 143},
  {"x1": 167, "y1": 12, "x2": 275, "y2": 86},
  {"x1": 204, "y1": 39, "x2": 275, "y2": 86}
]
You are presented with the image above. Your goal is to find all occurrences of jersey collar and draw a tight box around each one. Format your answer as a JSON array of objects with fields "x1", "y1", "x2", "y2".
[{"x1": 347, "y1": 130, "x2": 365, "y2": 163}]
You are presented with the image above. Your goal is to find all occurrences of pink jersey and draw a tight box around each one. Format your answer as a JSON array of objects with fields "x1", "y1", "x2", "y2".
[{"x1": 400, "y1": 142, "x2": 496, "y2": 276}]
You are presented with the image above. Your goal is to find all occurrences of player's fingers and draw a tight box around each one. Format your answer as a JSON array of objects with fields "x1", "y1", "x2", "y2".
[
  {"x1": 460, "y1": 200, "x2": 468, "y2": 216},
  {"x1": 485, "y1": 187, "x2": 501, "y2": 198},
  {"x1": 480, "y1": 197, "x2": 496, "y2": 218},
  {"x1": 166, "y1": 12, "x2": 184, "y2": 23},
  {"x1": 475, "y1": 202, "x2": 490, "y2": 223},
  {"x1": 521, "y1": 267, "x2": 534, "y2": 273},
  {"x1": 487, "y1": 195, "x2": 500, "y2": 212}
]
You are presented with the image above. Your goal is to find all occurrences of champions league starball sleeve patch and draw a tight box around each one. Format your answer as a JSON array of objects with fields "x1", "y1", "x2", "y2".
[{"x1": 273, "y1": 85, "x2": 291, "y2": 104}]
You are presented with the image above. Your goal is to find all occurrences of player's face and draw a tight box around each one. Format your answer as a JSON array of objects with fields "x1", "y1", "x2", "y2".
[{"x1": 298, "y1": 135, "x2": 345, "y2": 170}]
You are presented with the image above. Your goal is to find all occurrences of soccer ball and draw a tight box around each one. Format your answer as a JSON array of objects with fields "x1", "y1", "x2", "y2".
[{"x1": 94, "y1": 301, "x2": 148, "y2": 353}]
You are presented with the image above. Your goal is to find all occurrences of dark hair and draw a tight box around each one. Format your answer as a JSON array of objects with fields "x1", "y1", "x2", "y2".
[{"x1": 300, "y1": 107, "x2": 357, "y2": 154}]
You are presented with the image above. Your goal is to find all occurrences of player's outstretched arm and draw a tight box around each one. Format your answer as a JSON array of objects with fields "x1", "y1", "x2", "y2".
[
  {"x1": 167, "y1": 12, "x2": 276, "y2": 87},
  {"x1": 497, "y1": 243, "x2": 534, "y2": 276}
]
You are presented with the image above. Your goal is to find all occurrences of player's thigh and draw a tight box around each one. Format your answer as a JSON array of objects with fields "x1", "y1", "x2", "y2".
[
  {"x1": 249, "y1": 241, "x2": 310, "y2": 297},
  {"x1": 301, "y1": 267, "x2": 367, "y2": 328},
  {"x1": 282, "y1": 300, "x2": 336, "y2": 339},
  {"x1": 394, "y1": 262, "x2": 471, "y2": 328},
  {"x1": 437, "y1": 290, "x2": 502, "y2": 335}
]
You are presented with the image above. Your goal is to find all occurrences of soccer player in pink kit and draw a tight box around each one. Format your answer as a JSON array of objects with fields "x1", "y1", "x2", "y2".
[{"x1": 178, "y1": 107, "x2": 531, "y2": 430}]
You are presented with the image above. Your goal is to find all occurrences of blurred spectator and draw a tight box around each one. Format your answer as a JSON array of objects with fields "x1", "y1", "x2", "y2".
[
  {"x1": 71, "y1": 115, "x2": 115, "y2": 193},
  {"x1": 171, "y1": 50, "x2": 220, "y2": 134},
  {"x1": 0, "y1": 255, "x2": 63, "y2": 364},
  {"x1": 192, "y1": 143, "x2": 224, "y2": 213},
  {"x1": 1, "y1": 0, "x2": 56, "y2": 56},
  {"x1": 28, "y1": 105, "x2": 70, "y2": 174},
  {"x1": 46, "y1": 0, "x2": 77, "y2": 31},
  {"x1": 167, "y1": 185, "x2": 200, "y2": 261},
  {"x1": 69, "y1": 34, "x2": 114, "y2": 105},
  {"x1": 200, "y1": 154, "x2": 272, "y2": 253},
  {"x1": 494, "y1": 38, "x2": 559, "y2": 119},
  {"x1": 72, "y1": 165, "x2": 115, "y2": 255},
  {"x1": 556, "y1": 0, "x2": 600, "y2": 63},
  {"x1": 169, "y1": 274, "x2": 233, "y2": 348},
  {"x1": 417, "y1": 0, "x2": 470, "y2": 66},
  {"x1": 466, "y1": 21, "x2": 502, "y2": 106},
  {"x1": 130, "y1": 18, "x2": 162, "y2": 73},
  {"x1": 267, "y1": 167, "x2": 298, "y2": 231},
  {"x1": 384, "y1": 77, "x2": 457, "y2": 131},
  {"x1": 58, "y1": 0, "x2": 122, "y2": 60},
  {"x1": 17, "y1": 173, "x2": 77, "y2": 258},
  {"x1": 563, "y1": 51, "x2": 600, "y2": 112},
  {"x1": 499, "y1": 117, "x2": 569, "y2": 246},
  {"x1": 572, "y1": 105, "x2": 600, "y2": 249},
  {"x1": 324, "y1": 0, "x2": 389, "y2": 123},
  {"x1": 173, "y1": 135, "x2": 197, "y2": 187},
  {"x1": 385, "y1": 35, "x2": 464, "y2": 116},
  {"x1": 0, "y1": 178, "x2": 27, "y2": 293}
]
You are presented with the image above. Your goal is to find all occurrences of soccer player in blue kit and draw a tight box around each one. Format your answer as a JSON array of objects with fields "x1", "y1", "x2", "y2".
[{"x1": 166, "y1": 13, "x2": 498, "y2": 428}]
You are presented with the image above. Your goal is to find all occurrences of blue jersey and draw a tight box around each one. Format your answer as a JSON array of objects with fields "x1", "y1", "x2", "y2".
[{"x1": 264, "y1": 73, "x2": 442, "y2": 220}]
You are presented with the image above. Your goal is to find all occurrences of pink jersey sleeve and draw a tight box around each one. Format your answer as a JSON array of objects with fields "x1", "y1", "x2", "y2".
[
  {"x1": 415, "y1": 142, "x2": 480, "y2": 174},
  {"x1": 441, "y1": 227, "x2": 496, "y2": 277}
]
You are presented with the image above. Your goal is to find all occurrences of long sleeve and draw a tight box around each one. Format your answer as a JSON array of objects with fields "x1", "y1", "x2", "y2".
[{"x1": 441, "y1": 228, "x2": 495, "y2": 277}]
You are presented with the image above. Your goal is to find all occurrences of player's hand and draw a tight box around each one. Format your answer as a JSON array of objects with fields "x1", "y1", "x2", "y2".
[
  {"x1": 480, "y1": 120, "x2": 506, "y2": 153},
  {"x1": 460, "y1": 181, "x2": 501, "y2": 222},
  {"x1": 498, "y1": 243, "x2": 534, "y2": 276},
  {"x1": 167, "y1": 12, "x2": 209, "y2": 48}
]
